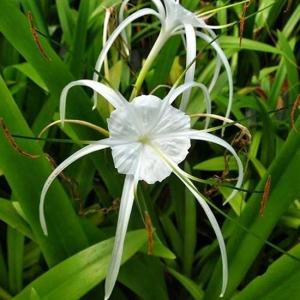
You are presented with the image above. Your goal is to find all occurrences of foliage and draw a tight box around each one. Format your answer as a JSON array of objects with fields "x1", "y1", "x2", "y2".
[{"x1": 0, "y1": 0, "x2": 299, "y2": 299}]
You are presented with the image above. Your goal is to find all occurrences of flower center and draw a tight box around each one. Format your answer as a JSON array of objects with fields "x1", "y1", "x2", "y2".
[
  {"x1": 107, "y1": 95, "x2": 191, "y2": 184},
  {"x1": 138, "y1": 135, "x2": 150, "y2": 144}
]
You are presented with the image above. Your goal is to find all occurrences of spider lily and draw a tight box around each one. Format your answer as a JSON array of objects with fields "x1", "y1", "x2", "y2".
[
  {"x1": 93, "y1": 0, "x2": 233, "y2": 118},
  {"x1": 39, "y1": 80, "x2": 243, "y2": 299}
]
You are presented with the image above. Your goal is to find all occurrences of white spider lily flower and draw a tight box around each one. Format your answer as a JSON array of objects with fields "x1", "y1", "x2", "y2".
[
  {"x1": 93, "y1": 0, "x2": 233, "y2": 118},
  {"x1": 39, "y1": 80, "x2": 243, "y2": 299}
]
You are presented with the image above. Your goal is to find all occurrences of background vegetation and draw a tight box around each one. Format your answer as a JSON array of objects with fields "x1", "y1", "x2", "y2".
[{"x1": 0, "y1": 0, "x2": 299, "y2": 299}]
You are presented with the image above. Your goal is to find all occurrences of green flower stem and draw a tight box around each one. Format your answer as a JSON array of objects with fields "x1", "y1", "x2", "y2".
[{"x1": 130, "y1": 29, "x2": 170, "y2": 100}]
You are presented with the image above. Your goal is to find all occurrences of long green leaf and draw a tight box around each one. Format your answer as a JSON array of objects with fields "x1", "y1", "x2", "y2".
[
  {"x1": 219, "y1": 36, "x2": 281, "y2": 54},
  {"x1": 0, "y1": 198, "x2": 34, "y2": 240},
  {"x1": 206, "y1": 116, "x2": 300, "y2": 299},
  {"x1": 0, "y1": 75, "x2": 89, "y2": 266},
  {"x1": 14, "y1": 230, "x2": 147, "y2": 300},
  {"x1": 233, "y1": 244, "x2": 300, "y2": 300},
  {"x1": 7, "y1": 227, "x2": 24, "y2": 294}
]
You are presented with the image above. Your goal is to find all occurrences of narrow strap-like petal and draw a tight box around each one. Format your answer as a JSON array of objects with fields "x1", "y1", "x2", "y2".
[
  {"x1": 205, "y1": 28, "x2": 222, "y2": 93},
  {"x1": 166, "y1": 81, "x2": 211, "y2": 127},
  {"x1": 180, "y1": 24, "x2": 197, "y2": 111},
  {"x1": 150, "y1": 143, "x2": 228, "y2": 297},
  {"x1": 39, "y1": 143, "x2": 109, "y2": 235},
  {"x1": 196, "y1": 31, "x2": 233, "y2": 135},
  {"x1": 60, "y1": 80, "x2": 127, "y2": 124},
  {"x1": 151, "y1": 0, "x2": 166, "y2": 17},
  {"x1": 93, "y1": 8, "x2": 161, "y2": 104},
  {"x1": 104, "y1": 153, "x2": 142, "y2": 300},
  {"x1": 186, "y1": 129, "x2": 243, "y2": 203}
]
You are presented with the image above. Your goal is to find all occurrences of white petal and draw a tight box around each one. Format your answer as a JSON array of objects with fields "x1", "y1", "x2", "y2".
[
  {"x1": 59, "y1": 80, "x2": 126, "y2": 124},
  {"x1": 196, "y1": 31, "x2": 233, "y2": 134},
  {"x1": 108, "y1": 95, "x2": 191, "y2": 184},
  {"x1": 39, "y1": 143, "x2": 109, "y2": 235},
  {"x1": 93, "y1": 8, "x2": 161, "y2": 105},
  {"x1": 104, "y1": 174, "x2": 137, "y2": 300},
  {"x1": 166, "y1": 81, "x2": 211, "y2": 127},
  {"x1": 183, "y1": 181, "x2": 228, "y2": 297},
  {"x1": 151, "y1": 0, "x2": 166, "y2": 18},
  {"x1": 205, "y1": 28, "x2": 222, "y2": 93},
  {"x1": 150, "y1": 144, "x2": 228, "y2": 297},
  {"x1": 180, "y1": 24, "x2": 197, "y2": 111},
  {"x1": 186, "y1": 130, "x2": 243, "y2": 203}
]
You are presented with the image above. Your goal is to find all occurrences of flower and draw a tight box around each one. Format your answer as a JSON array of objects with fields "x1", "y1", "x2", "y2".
[
  {"x1": 39, "y1": 79, "x2": 243, "y2": 299},
  {"x1": 93, "y1": 0, "x2": 233, "y2": 117}
]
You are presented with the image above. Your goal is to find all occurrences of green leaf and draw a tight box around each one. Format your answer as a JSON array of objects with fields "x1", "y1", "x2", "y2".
[
  {"x1": 140, "y1": 238, "x2": 176, "y2": 260},
  {"x1": 14, "y1": 230, "x2": 147, "y2": 300},
  {"x1": 194, "y1": 156, "x2": 238, "y2": 171},
  {"x1": 119, "y1": 255, "x2": 169, "y2": 300},
  {"x1": 68, "y1": 0, "x2": 90, "y2": 76},
  {"x1": 8, "y1": 63, "x2": 48, "y2": 92},
  {"x1": 232, "y1": 244, "x2": 300, "y2": 300},
  {"x1": 0, "y1": 75, "x2": 89, "y2": 266},
  {"x1": 183, "y1": 163, "x2": 197, "y2": 277},
  {"x1": 55, "y1": 0, "x2": 74, "y2": 45},
  {"x1": 0, "y1": 198, "x2": 34, "y2": 240},
  {"x1": 206, "y1": 117, "x2": 300, "y2": 299},
  {"x1": 219, "y1": 36, "x2": 281, "y2": 54},
  {"x1": 277, "y1": 31, "x2": 299, "y2": 106},
  {"x1": 282, "y1": 5, "x2": 300, "y2": 38},
  {"x1": 167, "y1": 267, "x2": 204, "y2": 300},
  {"x1": 7, "y1": 227, "x2": 24, "y2": 294}
]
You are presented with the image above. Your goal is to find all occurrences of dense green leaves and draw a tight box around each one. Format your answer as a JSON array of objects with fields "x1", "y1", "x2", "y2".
[{"x1": 0, "y1": 0, "x2": 299, "y2": 299}]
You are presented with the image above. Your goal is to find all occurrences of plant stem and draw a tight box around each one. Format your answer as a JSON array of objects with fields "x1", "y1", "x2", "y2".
[{"x1": 130, "y1": 29, "x2": 169, "y2": 100}]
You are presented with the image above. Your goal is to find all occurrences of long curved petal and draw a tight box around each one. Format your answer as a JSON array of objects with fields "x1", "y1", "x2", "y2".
[
  {"x1": 151, "y1": 0, "x2": 166, "y2": 17},
  {"x1": 166, "y1": 81, "x2": 211, "y2": 128},
  {"x1": 196, "y1": 31, "x2": 233, "y2": 135},
  {"x1": 186, "y1": 129, "x2": 243, "y2": 203},
  {"x1": 93, "y1": 8, "x2": 161, "y2": 104},
  {"x1": 39, "y1": 142, "x2": 109, "y2": 235},
  {"x1": 60, "y1": 80, "x2": 127, "y2": 124},
  {"x1": 104, "y1": 154, "x2": 142, "y2": 300},
  {"x1": 205, "y1": 28, "x2": 222, "y2": 93},
  {"x1": 150, "y1": 143, "x2": 228, "y2": 297},
  {"x1": 180, "y1": 24, "x2": 197, "y2": 111}
]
